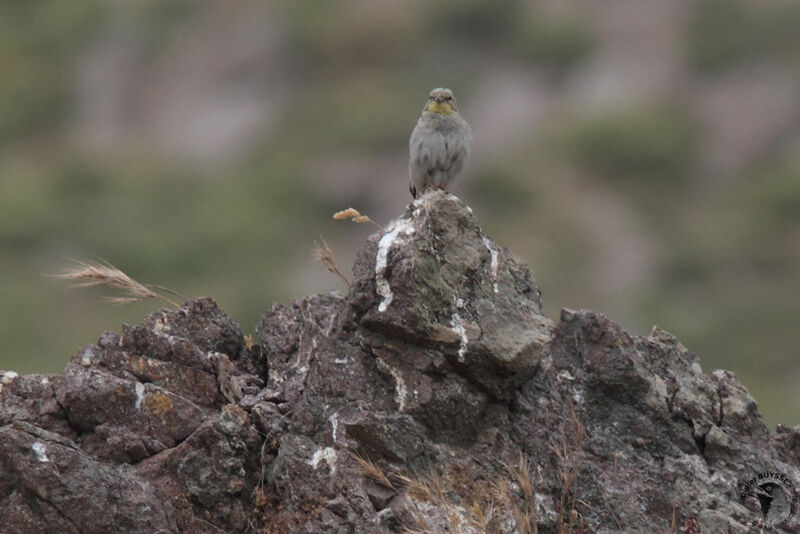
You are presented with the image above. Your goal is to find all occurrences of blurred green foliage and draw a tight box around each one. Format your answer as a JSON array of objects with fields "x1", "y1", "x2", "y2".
[
  {"x1": 566, "y1": 105, "x2": 696, "y2": 184},
  {"x1": 291, "y1": 74, "x2": 420, "y2": 150},
  {"x1": 689, "y1": 0, "x2": 800, "y2": 72},
  {"x1": 429, "y1": 0, "x2": 594, "y2": 72},
  {"x1": 470, "y1": 164, "x2": 535, "y2": 217},
  {"x1": 429, "y1": 0, "x2": 521, "y2": 43},
  {"x1": 0, "y1": 1, "x2": 104, "y2": 145},
  {"x1": 753, "y1": 163, "x2": 800, "y2": 225},
  {"x1": 512, "y1": 13, "x2": 594, "y2": 72}
]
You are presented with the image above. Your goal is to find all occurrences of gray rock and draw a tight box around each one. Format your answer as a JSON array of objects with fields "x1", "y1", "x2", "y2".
[
  {"x1": 1, "y1": 192, "x2": 797, "y2": 532},
  {"x1": 349, "y1": 190, "x2": 553, "y2": 399}
]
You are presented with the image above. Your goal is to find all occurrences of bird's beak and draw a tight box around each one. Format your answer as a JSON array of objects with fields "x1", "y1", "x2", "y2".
[{"x1": 425, "y1": 100, "x2": 455, "y2": 115}]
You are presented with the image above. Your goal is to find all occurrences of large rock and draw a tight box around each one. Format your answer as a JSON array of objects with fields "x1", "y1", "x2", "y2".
[
  {"x1": 1, "y1": 192, "x2": 798, "y2": 532},
  {"x1": 349, "y1": 190, "x2": 553, "y2": 400},
  {"x1": 0, "y1": 298, "x2": 263, "y2": 533}
]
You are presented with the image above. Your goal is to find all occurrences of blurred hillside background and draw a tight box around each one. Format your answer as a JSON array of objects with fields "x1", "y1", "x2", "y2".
[{"x1": 1, "y1": 0, "x2": 799, "y2": 427}]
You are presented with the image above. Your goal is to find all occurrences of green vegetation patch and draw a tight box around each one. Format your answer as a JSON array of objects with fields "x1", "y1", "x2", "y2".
[
  {"x1": 565, "y1": 105, "x2": 696, "y2": 185},
  {"x1": 689, "y1": 0, "x2": 800, "y2": 73}
]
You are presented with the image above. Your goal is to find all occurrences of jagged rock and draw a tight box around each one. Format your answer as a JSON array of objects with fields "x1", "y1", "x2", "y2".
[
  {"x1": 0, "y1": 297, "x2": 262, "y2": 533},
  {"x1": 350, "y1": 191, "x2": 553, "y2": 399},
  {"x1": 1, "y1": 192, "x2": 798, "y2": 533}
]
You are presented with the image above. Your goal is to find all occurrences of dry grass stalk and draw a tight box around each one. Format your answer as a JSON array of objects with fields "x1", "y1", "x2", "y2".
[
  {"x1": 492, "y1": 478, "x2": 524, "y2": 533},
  {"x1": 552, "y1": 398, "x2": 586, "y2": 534},
  {"x1": 352, "y1": 453, "x2": 490, "y2": 534},
  {"x1": 106, "y1": 297, "x2": 142, "y2": 305},
  {"x1": 350, "y1": 453, "x2": 396, "y2": 491},
  {"x1": 333, "y1": 208, "x2": 360, "y2": 220},
  {"x1": 51, "y1": 260, "x2": 183, "y2": 307},
  {"x1": 313, "y1": 237, "x2": 350, "y2": 288},
  {"x1": 569, "y1": 400, "x2": 584, "y2": 444},
  {"x1": 555, "y1": 435, "x2": 578, "y2": 533},
  {"x1": 395, "y1": 473, "x2": 430, "y2": 501},
  {"x1": 395, "y1": 471, "x2": 467, "y2": 533},
  {"x1": 469, "y1": 496, "x2": 495, "y2": 531},
  {"x1": 503, "y1": 452, "x2": 537, "y2": 534},
  {"x1": 353, "y1": 426, "x2": 589, "y2": 533},
  {"x1": 333, "y1": 207, "x2": 380, "y2": 227},
  {"x1": 398, "y1": 466, "x2": 519, "y2": 534},
  {"x1": 666, "y1": 506, "x2": 676, "y2": 534}
]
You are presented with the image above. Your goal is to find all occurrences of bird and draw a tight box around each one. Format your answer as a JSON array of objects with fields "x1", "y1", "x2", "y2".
[{"x1": 408, "y1": 88, "x2": 472, "y2": 199}]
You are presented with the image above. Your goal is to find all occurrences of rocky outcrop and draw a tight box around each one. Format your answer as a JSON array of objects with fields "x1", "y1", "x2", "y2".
[{"x1": 1, "y1": 191, "x2": 798, "y2": 533}]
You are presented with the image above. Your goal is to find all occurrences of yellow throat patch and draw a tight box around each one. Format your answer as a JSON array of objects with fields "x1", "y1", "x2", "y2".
[{"x1": 425, "y1": 101, "x2": 455, "y2": 115}]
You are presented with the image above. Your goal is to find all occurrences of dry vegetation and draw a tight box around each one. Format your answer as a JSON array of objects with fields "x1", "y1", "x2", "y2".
[
  {"x1": 353, "y1": 432, "x2": 586, "y2": 534},
  {"x1": 349, "y1": 400, "x2": 589, "y2": 534},
  {"x1": 51, "y1": 259, "x2": 184, "y2": 307},
  {"x1": 351, "y1": 452, "x2": 397, "y2": 492},
  {"x1": 551, "y1": 400, "x2": 586, "y2": 534},
  {"x1": 351, "y1": 452, "x2": 550, "y2": 534},
  {"x1": 333, "y1": 207, "x2": 379, "y2": 226},
  {"x1": 312, "y1": 237, "x2": 350, "y2": 288},
  {"x1": 313, "y1": 207, "x2": 381, "y2": 289}
]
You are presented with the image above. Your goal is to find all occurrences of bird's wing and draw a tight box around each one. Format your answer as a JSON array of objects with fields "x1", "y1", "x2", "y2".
[{"x1": 409, "y1": 124, "x2": 445, "y2": 181}]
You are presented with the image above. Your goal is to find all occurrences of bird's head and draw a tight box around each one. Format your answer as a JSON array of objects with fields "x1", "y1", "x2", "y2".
[{"x1": 424, "y1": 88, "x2": 458, "y2": 115}]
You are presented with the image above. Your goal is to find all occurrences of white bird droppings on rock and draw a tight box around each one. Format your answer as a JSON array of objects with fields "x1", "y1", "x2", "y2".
[
  {"x1": 375, "y1": 218, "x2": 415, "y2": 312},
  {"x1": 450, "y1": 313, "x2": 469, "y2": 362},
  {"x1": 32, "y1": 441, "x2": 49, "y2": 463},
  {"x1": 375, "y1": 357, "x2": 408, "y2": 411},
  {"x1": 482, "y1": 236, "x2": 500, "y2": 294},
  {"x1": 308, "y1": 447, "x2": 337, "y2": 475},
  {"x1": 135, "y1": 382, "x2": 145, "y2": 410},
  {"x1": 329, "y1": 413, "x2": 340, "y2": 443},
  {"x1": 80, "y1": 348, "x2": 93, "y2": 367},
  {"x1": 2, "y1": 370, "x2": 19, "y2": 385}
]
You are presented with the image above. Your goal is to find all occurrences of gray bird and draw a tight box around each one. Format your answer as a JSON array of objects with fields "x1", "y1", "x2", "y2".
[{"x1": 408, "y1": 88, "x2": 472, "y2": 198}]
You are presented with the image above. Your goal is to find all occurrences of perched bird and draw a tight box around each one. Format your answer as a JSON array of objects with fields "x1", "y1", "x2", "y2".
[{"x1": 409, "y1": 88, "x2": 472, "y2": 198}]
